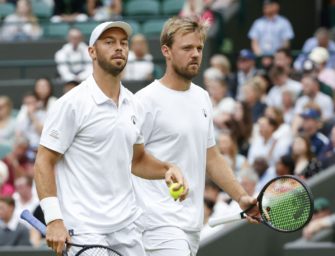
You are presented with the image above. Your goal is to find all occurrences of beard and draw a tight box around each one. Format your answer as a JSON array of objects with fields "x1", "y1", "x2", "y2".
[
  {"x1": 172, "y1": 61, "x2": 200, "y2": 81},
  {"x1": 96, "y1": 50, "x2": 127, "y2": 76}
]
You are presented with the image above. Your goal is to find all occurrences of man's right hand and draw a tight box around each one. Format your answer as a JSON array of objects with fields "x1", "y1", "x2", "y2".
[{"x1": 46, "y1": 219, "x2": 71, "y2": 255}]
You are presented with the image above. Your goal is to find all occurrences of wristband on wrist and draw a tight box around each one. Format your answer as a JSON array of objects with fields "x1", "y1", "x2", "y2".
[{"x1": 40, "y1": 197, "x2": 63, "y2": 225}]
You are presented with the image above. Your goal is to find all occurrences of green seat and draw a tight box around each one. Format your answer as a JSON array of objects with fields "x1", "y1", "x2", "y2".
[
  {"x1": 142, "y1": 19, "x2": 166, "y2": 37},
  {"x1": 73, "y1": 21, "x2": 100, "y2": 38},
  {"x1": 161, "y1": 0, "x2": 184, "y2": 15},
  {"x1": 125, "y1": 0, "x2": 160, "y2": 16},
  {"x1": 124, "y1": 20, "x2": 141, "y2": 35},
  {"x1": 32, "y1": 2, "x2": 53, "y2": 19},
  {"x1": 0, "y1": 144, "x2": 12, "y2": 159},
  {"x1": 0, "y1": 3, "x2": 15, "y2": 19},
  {"x1": 43, "y1": 22, "x2": 70, "y2": 39}
]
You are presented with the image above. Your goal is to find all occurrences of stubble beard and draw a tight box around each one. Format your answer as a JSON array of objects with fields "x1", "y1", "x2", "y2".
[
  {"x1": 172, "y1": 62, "x2": 199, "y2": 81},
  {"x1": 96, "y1": 51, "x2": 127, "y2": 76}
]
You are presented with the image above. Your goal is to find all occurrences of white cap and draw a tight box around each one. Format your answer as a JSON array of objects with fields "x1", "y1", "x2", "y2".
[
  {"x1": 89, "y1": 21, "x2": 132, "y2": 47},
  {"x1": 309, "y1": 47, "x2": 329, "y2": 64}
]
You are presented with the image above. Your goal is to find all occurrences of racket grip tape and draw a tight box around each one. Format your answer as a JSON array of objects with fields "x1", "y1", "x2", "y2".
[
  {"x1": 208, "y1": 212, "x2": 245, "y2": 227},
  {"x1": 20, "y1": 209, "x2": 47, "y2": 236}
]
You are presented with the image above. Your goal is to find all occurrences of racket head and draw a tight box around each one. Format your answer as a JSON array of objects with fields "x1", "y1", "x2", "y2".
[
  {"x1": 65, "y1": 243, "x2": 122, "y2": 256},
  {"x1": 257, "y1": 175, "x2": 314, "y2": 233}
]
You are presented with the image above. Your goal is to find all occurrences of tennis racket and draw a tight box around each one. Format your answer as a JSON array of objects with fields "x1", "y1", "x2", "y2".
[
  {"x1": 20, "y1": 209, "x2": 122, "y2": 256},
  {"x1": 208, "y1": 175, "x2": 314, "y2": 232}
]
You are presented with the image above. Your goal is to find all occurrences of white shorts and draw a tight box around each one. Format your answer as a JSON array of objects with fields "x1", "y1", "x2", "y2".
[
  {"x1": 68, "y1": 219, "x2": 146, "y2": 256},
  {"x1": 143, "y1": 226, "x2": 200, "y2": 256}
]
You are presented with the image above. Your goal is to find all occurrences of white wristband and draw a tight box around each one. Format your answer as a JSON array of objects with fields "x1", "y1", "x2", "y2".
[{"x1": 40, "y1": 197, "x2": 63, "y2": 225}]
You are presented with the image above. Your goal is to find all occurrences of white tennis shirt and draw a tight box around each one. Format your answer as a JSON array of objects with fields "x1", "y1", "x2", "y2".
[
  {"x1": 132, "y1": 80, "x2": 216, "y2": 232},
  {"x1": 40, "y1": 75, "x2": 143, "y2": 234}
]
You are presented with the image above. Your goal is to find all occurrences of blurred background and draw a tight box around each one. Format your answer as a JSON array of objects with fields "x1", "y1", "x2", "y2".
[{"x1": 0, "y1": 0, "x2": 335, "y2": 255}]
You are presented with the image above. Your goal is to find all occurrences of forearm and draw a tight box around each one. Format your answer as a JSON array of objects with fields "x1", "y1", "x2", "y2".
[
  {"x1": 251, "y1": 40, "x2": 261, "y2": 56},
  {"x1": 207, "y1": 147, "x2": 247, "y2": 202},
  {"x1": 132, "y1": 150, "x2": 169, "y2": 179},
  {"x1": 34, "y1": 147, "x2": 58, "y2": 200}
]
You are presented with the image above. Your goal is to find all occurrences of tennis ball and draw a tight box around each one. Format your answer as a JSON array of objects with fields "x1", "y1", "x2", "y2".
[{"x1": 169, "y1": 183, "x2": 184, "y2": 200}]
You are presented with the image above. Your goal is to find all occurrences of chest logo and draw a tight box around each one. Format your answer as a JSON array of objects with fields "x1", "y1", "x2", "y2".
[
  {"x1": 202, "y1": 108, "x2": 208, "y2": 118},
  {"x1": 131, "y1": 115, "x2": 137, "y2": 125}
]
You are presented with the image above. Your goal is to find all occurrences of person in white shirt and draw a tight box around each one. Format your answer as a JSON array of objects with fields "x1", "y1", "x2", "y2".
[
  {"x1": 34, "y1": 21, "x2": 187, "y2": 256},
  {"x1": 122, "y1": 34, "x2": 154, "y2": 81},
  {"x1": 55, "y1": 28, "x2": 92, "y2": 82},
  {"x1": 132, "y1": 16, "x2": 259, "y2": 256}
]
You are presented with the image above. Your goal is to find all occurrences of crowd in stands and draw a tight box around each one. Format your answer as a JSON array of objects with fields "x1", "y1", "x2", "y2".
[{"x1": 0, "y1": 0, "x2": 335, "y2": 248}]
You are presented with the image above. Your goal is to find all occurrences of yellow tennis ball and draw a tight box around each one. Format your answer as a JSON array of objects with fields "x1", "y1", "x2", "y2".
[{"x1": 169, "y1": 183, "x2": 184, "y2": 200}]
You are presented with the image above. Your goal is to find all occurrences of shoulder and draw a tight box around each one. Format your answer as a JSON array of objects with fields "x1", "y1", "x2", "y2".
[{"x1": 136, "y1": 80, "x2": 159, "y2": 98}]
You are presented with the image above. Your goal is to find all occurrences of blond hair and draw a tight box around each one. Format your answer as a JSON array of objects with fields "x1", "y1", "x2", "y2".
[{"x1": 160, "y1": 16, "x2": 208, "y2": 48}]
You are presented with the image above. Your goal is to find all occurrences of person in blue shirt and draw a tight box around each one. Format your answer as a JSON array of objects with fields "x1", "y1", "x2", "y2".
[{"x1": 248, "y1": 0, "x2": 294, "y2": 56}]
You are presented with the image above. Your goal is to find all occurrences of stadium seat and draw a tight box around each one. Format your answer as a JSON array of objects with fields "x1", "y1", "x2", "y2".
[
  {"x1": 161, "y1": 0, "x2": 184, "y2": 15},
  {"x1": 124, "y1": 0, "x2": 160, "y2": 16},
  {"x1": 0, "y1": 144, "x2": 11, "y2": 159},
  {"x1": 73, "y1": 21, "x2": 100, "y2": 38},
  {"x1": 142, "y1": 19, "x2": 166, "y2": 37},
  {"x1": 32, "y1": 2, "x2": 53, "y2": 19},
  {"x1": 124, "y1": 20, "x2": 141, "y2": 35},
  {"x1": 43, "y1": 22, "x2": 70, "y2": 39},
  {"x1": 0, "y1": 3, "x2": 15, "y2": 19}
]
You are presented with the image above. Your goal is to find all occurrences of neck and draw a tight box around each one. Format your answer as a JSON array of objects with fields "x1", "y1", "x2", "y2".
[
  {"x1": 93, "y1": 68, "x2": 122, "y2": 105},
  {"x1": 160, "y1": 68, "x2": 192, "y2": 91}
]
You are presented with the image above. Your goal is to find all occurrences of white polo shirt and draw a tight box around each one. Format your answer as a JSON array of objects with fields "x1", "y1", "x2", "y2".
[
  {"x1": 40, "y1": 75, "x2": 143, "y2": 234},
  {"x1": 132, "y1": 80, "x2": 216, "y2": 232}
]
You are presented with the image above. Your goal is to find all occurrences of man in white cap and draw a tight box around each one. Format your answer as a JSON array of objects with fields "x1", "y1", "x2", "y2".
[{"x1": 34, "y1": 21, "x2": 188, "y2": 256}]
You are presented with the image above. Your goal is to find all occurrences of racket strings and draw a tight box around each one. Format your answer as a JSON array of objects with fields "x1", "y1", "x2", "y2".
[
  {"x1": 74, "y1": 246, "x2": 121, "y2": 256},
  {"x1": 261, "y1": 177, "x2": 312, "y2": 232}
]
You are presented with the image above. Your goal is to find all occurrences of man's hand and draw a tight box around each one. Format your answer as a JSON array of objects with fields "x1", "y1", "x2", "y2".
[
  {"x1": 238, "y1": 195, "x2": 260, "y2": 224},
  {"x1": 164, "y1": 164, "x2": 189, "y2": 201},
  {"x1": 46, "y1": 219, "x2": 71, "y2": 255}
]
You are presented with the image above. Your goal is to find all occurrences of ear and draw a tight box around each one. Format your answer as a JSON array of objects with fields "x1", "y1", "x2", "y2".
[
  {"x1": 88, "y1": 46, "x2": 96, "y2": 60},
  {"x1": 161, "y1": 45, "x2": 171, "y2": 60}
]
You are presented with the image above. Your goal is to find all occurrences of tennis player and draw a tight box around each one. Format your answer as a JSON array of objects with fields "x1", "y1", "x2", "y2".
[
  {"x1": 132, "y1": 16, "x2": 259, "y2": 256},
  {"x1": 34, "y1": 21, "x2": 188, "y2": 256}
]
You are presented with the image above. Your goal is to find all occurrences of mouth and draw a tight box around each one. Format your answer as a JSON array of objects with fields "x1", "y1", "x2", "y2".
[{"x1": 112, "y1": 55, "x2": 125, "y2": 60}]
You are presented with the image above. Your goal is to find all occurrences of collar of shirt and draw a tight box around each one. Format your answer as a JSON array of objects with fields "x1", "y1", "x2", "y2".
[{"x1": 87, "y1": 75, "x2": 129, "y2": 106}]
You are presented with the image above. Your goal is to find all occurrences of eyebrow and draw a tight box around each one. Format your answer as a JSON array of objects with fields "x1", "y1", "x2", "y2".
[{"x1": 100, "y1": 36, "x2": 128, "y2": 41}]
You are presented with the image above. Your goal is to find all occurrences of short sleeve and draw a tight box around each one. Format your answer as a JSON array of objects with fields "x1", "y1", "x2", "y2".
[
  {"x1": 248, "y1": 20, "x2": 260, "y2": 40},
  {"x1": 281, "y1": 19, "x2": 294, "y2": 40},
  {"x1": 40, "y1": 98, "x2": 79, "y2": 154}
]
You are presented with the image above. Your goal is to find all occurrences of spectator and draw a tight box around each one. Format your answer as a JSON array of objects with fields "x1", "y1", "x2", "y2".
[
  {"x1": 294, "y1": 75, "x2": 334, "y2": 121},
  {"x1": 2, "y1": 136, "x2": 34, "y2": 183},
  {"x1": 217, "y1": 130, "x2": 249, "y2": 175},
  {"x1": 16, "y1": 92, "x2": 46, "y2": 161},
  {"x1": 51, "y1": 0, "x2": 88, "y2": 23},
  {"x1": 33, "y1": 78, "x2": 57, "y2": 112},
  {"x1": 122, "y1": 34, "x2": 154, "y2": 81},
  {"x1": 0, "y1": 0, "x2": 42, "y2": 41},
  {"x1": 242, "y1": 79, "x2": 267, "y2": 123},
  {"x1": 308, "y1": 47, "x2": 335, "y2": 90},
  {"x1": 294, "y1": 27, "x2": 335, "y2": 71},
  {"x1": 252, "y1": 156, "x2": 276, "y2": 193},
  {"x1": 281, "y1": 89, "x2": 296, "y2": 124},
  {"x1": 0, "y1": 196, "x2": 31, "y2": 246},
  {"x1": 274, "y1": 154, "x2": 295, "y2": 176},
  {"x1": 87, "y1": 0, "x2": 122, "y2": 21},
  {"x1": 292, "y1": 134, "x2": 321, "y2": 179},
  {"x1": 210, "y1": 54, "x2": 235, "y2": 94},
  {"x1": 55, "y1": 28, "x2": 92, "y2": 83},
  {"x1": 63, "y1": 80, "x2": 80, "y2": 94},
  {"x1": 227, "y1": 101, "x2": 253, "y2": 156},
  {"x1": 248, "y1": 116, "x2": 290, "y2": 167},
  {"x1": 12, "y1": 176, "x2": 38, "y2": 226},
  {"x1": 0, "y1": 96, "x2": 16, "y2": 147},
  {"x1": 0, "y1": 161, "x2": 13, "y2": 197},
  {"x1": 248, "y1": 0, "x2": 294, "y2": 56},
  {"x1": 266, "y1": 66, "x2": 301, "y2": 109},
  {"x1": 318, "y1": 125, "x2": 335, "y2": 169},
  {"x1": 232, "y1": 49, "x2": 258, "y2": 100},
  {"x1": 274, "y1": 47, "x2": 300, "y2": 80},
  {"x1": 303, "y1": 197, "x2": 335, "y2": 240}
]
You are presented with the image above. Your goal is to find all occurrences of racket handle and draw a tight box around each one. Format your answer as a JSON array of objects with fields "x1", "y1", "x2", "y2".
[
  {"x1": 208, "y1": 212, "x2": 245, "y2": 227},
  {"x1": 20, "y1": 209, "x2": 47, "y2": 236}
]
